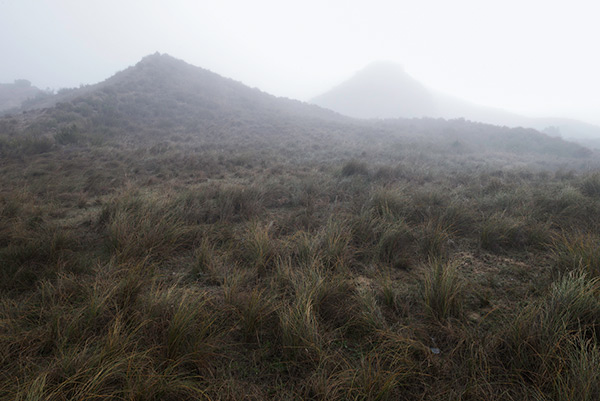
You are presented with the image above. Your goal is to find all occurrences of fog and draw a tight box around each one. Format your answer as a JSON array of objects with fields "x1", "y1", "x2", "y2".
[{"x1": 1, "y1": 0, "x2": 600, "y2": 125}]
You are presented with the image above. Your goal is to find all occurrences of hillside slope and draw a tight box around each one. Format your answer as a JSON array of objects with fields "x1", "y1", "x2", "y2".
[{"x1": 0, "y1": 53, "x2": 592, "y2": 160}]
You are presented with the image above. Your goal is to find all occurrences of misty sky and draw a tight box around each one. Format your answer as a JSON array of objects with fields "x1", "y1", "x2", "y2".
[{"x1": 1, "y1": 0, "x2": 599, "y2": 124}]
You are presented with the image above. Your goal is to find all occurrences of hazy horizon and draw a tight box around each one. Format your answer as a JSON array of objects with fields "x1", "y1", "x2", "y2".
[{"x1": 1, "y1": 0, "x2": 599, "y2": 125}]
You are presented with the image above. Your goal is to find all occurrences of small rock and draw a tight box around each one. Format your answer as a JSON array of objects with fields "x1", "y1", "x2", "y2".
[{"x1": 468, "y1": 312, "x2": 481, "y2": 322}]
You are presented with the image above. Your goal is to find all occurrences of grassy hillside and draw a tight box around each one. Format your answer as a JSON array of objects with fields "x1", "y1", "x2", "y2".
[{"x1": 1, "y1": 54, "x2": 600, "y2": 400}]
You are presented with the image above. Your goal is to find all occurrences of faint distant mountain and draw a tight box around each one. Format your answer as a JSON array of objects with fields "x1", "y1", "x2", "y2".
[
  {"x1": 312, "y1": 61, "x2": 437, "y2": 119},
  {"x1": 0, "y1": 80, "x2": 50, "y2": 113},
  {"x1": 311, "y1": 62, "x2": 600, "y2": 143},
  {"x1": 0, "y1": 53, "x2": 591, "y2": 159}
]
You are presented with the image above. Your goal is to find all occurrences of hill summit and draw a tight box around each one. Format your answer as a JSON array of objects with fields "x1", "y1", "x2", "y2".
[
  {"x1": 6, "y1": 53, "x2": 342, "y2": 142},
  {"x1": 311, "y1": 61, "x2": 600, "y2": 145},
  {"x1": 312, "y1": 61, "x2": 437, "y2": 119}
]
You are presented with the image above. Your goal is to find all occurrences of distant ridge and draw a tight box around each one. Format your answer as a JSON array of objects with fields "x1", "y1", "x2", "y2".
[
  {"x1": 312, "y1": 61, "x2": 436, "y2": 119},
  {"x1": 0, "y1": 53, "x2": 591, "y2": 159},
  {"x1": 311, "y1": 62, "x2": 600, "y2": 144}
]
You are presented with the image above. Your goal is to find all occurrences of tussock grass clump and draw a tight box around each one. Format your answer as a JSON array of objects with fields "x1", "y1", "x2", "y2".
[
  {"x1": 437, "y1": 202, "x2": 476, "y2": 236},
  {"x1": 318, "y1": 218, "x2": 353, "y2": 270},
  {"x1": 341, "y1": 159, "x2": 370, "y2": 177},
  {"x1": 275, "y1": 259, "x2": 357, "y2": 334},
  {"x1": 0, "y1": 191, "x2": 33, "y2": 220},
  {"x1": 533, "y1": 184, "x2": 600, "y2": 228},
  {"x1": 54, "y1": 125, "x2": 86, "y2": 146},
  {"x1": 239, "y1": 221, "x2": 276, "y2": 273},
  {"x1": 348, "y1": 210, "x2": 380, "y2": 251},
  {"x1": 0, "y1": 224, "x2": 80, "y2": 292},
  {"x1": 140, "y1": 284, "x2": 227, "y2": 368},
  {"x1": 418, "y1": 220, "x2": 453, "y2": 260},
  {"x1": 408, "y1": 189, "x2": 449, "y2": 224},
  {"x1": 376, "y1": 222, "x2": 414, "y2": 270},
  {"x1": 422, "y1": 259, "x2": 463, "y2": 320},
  {"x1": 189, "y1": 238, "x2": 223, "y2": 285},
  {"x1": 289, "y1": 230, "x2": 319, "y2": 266},
  {"x1": 580, "y1": 172, "x2": 600, "y2": 198},
  {"x1": 175, "y1": 183, "x2": 263, "y2": 224},
  {"x1": 315, "y1": 278, "x2": 357, "y2": 332},
  {"x1": 329, "y1": 331, "x2": 426, "y2": 401},
  {"x1": 373, "y1": 164, "x2": 411, "y2": 182},
  {"x1": 544, "y1": 270, "x2": 600, "y2": 339},
  {"x1": 553, "y1": 232, "x2": 600, "y2": 277},
  {"x1": 337, "y1": 353, "x2": 408, "y2": 401},
  {"x1": 553, "y1": 334, "x2": 600, "y2": 401},
  {"x1": 353, "y1": 284, "x2": 388, "y2": 334},
  {"x1": 499, "y1": 270, "x2": 600, "y2": 393},
  {"x1": 215, "y1": 184, "x2": 263, "y2": 222},
  {"x1": 368, "y1": 187, "x2": 406, "y2": 220},
  {"x1": 480, "y1": 214, "x2": 550, "y2": 252},
  {"x1": 223, "y1": 267, "x2": 277, "y2": 342},
  {"x1": 1, "y1": 135, "x2": 54, "y2": 156},
  {"x1": 1, "y1": 263, "x2": 225, "y2": 401},
  {"x1": 376, "y1": 272, "x2": 401, "y2": 312},
  {"x1": 163, "y1": 293, "x2": 222, "y2": 363},
  {"x1": 279, "y1": 288, "x2": 323, "y2": 361},
  {"x1": 100, "y1": 190, "x2": 191, "y2": 262}
]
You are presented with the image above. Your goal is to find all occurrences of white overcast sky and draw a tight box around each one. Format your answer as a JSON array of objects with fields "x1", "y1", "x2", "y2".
[{"x1": 1, "y1": 0, "x2": 599, "y2": 124}]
